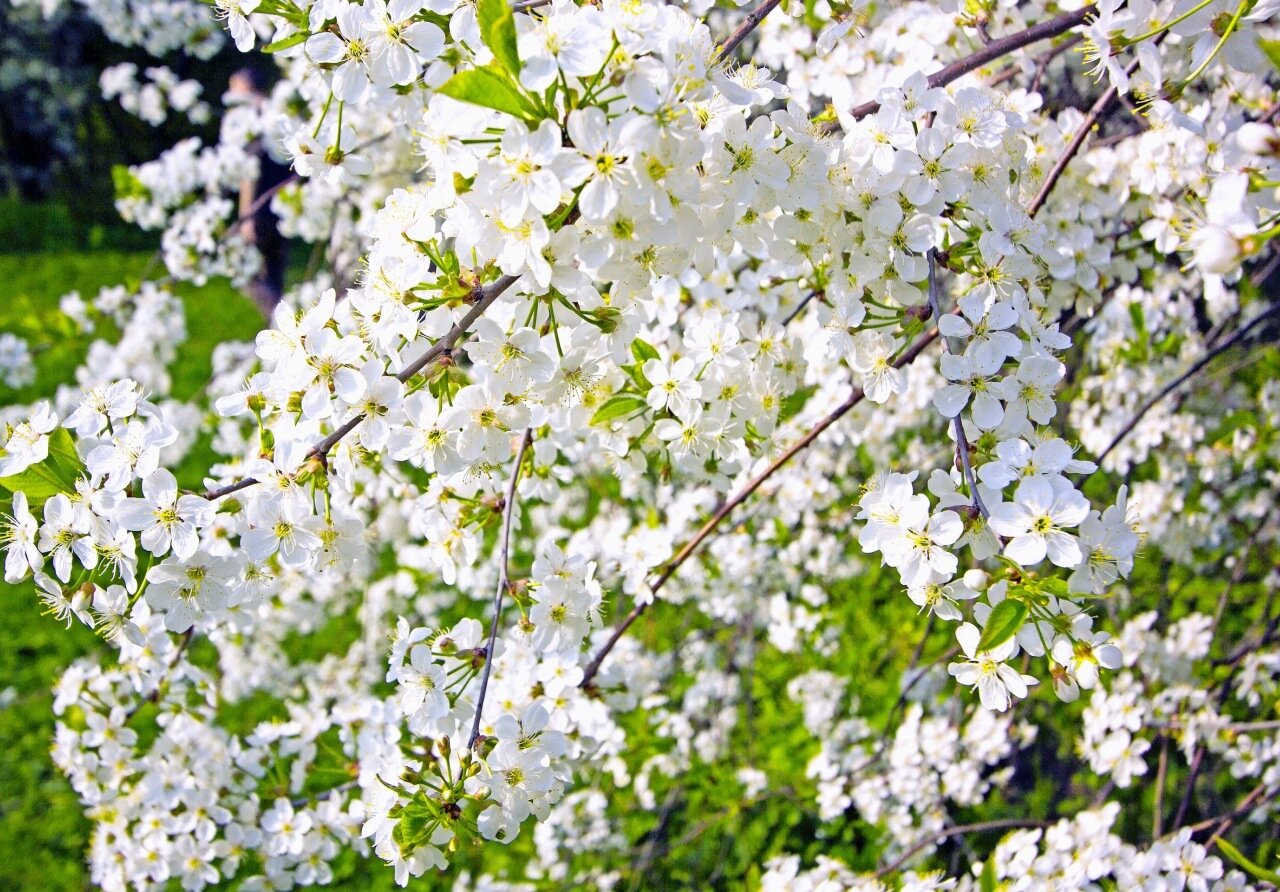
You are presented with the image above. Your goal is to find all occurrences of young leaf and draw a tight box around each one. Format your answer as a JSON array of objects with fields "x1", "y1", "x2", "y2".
[
  {"x1": 1260, "y1": 38, "x2": 1280, "y2": 73},
  {"x1": 262, "y1": 31, "x2": 310, "y2": 54},
  {"x1": 630, "y1": 338, "x2": 660, "y2": 364},
  {"x1": 622, "y1": 363, "x2": 652, "y2": 391},
  {"x1": 979, "y1": 856, "x2": 998, "y2": 892},
  {"x1": 477, "y1": 0, "x2": 521, "y2": 76},
  {"x1": 1215, "y1": 838, "x2": 1280, "y2": 885},
  {"x1": 976, "y1": 599, "x2": 1027, "y2": 654},
  {"x1": 46, "y1": 428, "x2": 86, "y2": 483},
  {"x1": 436, "y1": 66, "x2": 537, "y2": 120},
  {"x1": 0, "y1": 460, "x2": 71, "y2": 505},
  {"x1": 590, "y1": 395, "x2": 648, "y2": 425}
]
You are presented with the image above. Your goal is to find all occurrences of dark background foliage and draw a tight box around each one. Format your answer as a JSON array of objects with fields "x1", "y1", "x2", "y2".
[{"x1": 0, "y1": 2, "x2": 249, "y2": 250}]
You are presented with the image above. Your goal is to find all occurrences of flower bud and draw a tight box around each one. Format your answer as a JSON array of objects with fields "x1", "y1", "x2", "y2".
[{"x1": 591, "y1": 307, "x2": 621, "y2": 334}]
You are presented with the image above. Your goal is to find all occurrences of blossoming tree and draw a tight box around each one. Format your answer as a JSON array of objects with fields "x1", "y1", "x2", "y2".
[{"x1": 3, "y1": 0, "x2": 1280, "y2": 887}]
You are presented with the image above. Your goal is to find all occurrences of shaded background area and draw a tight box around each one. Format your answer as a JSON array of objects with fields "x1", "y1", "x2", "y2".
[
  {"x1": 0, "y1": 252, "x2": 265, "y2": 890},
  {"x1": 0, "y1": 2, "x2": 246, "y2": 251},
  {"x1": 0, "y1": 7, "x2": 268, "y2": 877}
]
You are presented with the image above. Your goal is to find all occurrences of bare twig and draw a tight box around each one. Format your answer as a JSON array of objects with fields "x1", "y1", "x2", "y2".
[
  {"x1": 201, "y1": 275, "x2": 519, "y2": 500},
  {"x1": 988, "y1": 34, "x2": 1084, "y2": 86},
  {"x1": 1027, "y1": 55, "x2": 1142, "y2": 218},
  {"x1": 875, "y1": 818, "x2": 1050, "y2": 876},
  {"x1": 580, "y1": 326, "x2": 941, "y2": 687},
  {"x1": 1186, "y1": 781, "x2": 1276, "y2": 835},
  {"x1": 1153, "y1": 733, "x2": 1169, "y2": 840},
  {"x1": 928, "y1": 249, "x2": 987, "y2": 517},
  {"x1": 469, "y1": 428, "x2": 534, "y2": 749},
  {"x1": 124, "y1": 628, "x2": 194, "y2": 721},
  {"x1": 846, "y1": 7, "x2": 1096, "y2": 122},
  {"x1": 1096, "y1": 303, "x2": 1280, "y2": 465},
  {"x1": 715, "y1": 0, "x2": 785, "y2": 61},
  {"x1": 1209, "y1": 514, "x2": 1268, "y2": 652},
  {"x1": 782, "y1": 288, "x2": 822, "y2": 326}
]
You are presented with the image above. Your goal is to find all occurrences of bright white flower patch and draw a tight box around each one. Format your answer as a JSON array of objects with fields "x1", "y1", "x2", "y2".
[{"x1": 2, "y1": 0, "x2": 1280, "y2": 886}]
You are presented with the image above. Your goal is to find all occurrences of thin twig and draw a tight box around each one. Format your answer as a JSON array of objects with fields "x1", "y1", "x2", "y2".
[
  {"x1": 468, "y1": 428, "x2": 533, "y2": 749},
  {"x1": 1027, "y1": 55, "x2": 1142, "y2": 218},
  {"x1": 201, "y1": 275, "x2": 519, "y2": 500},
  {"x1": 928, "y1": 249, "x2": 987, "y2": 517},
  {"x1": 1096, "y1": 303, "x2": 1280, "y2": 465},
  {"x1": 988, "y1": 33, "x2": 1083, "y2": 86},
  {"x1": 875, "y1": 818, "x2": 1050, "y2": 876},
  {"x1": 124, "y1": 628, "x2": 194, "y2": 721},
  {"x1": 1209, "y1": 514, "x2": 1268, "y2": 652},
  {"x1": 1153, "y1": 733, "x2": 1169, "y2": 840},
  {"x1": 846, "y1": 7, "x2": 1096, "y2": 122},
  {"x1": 782, "y1": 288, "x2": 822, "y2": 326},
  {"x1": 1186, "y1": 782, "x2": 1275, "y2": 835},
  {"x1": 579, "y1": 327, "x2": 941, "y2": 688},
  {"x1": 715, "y1": 0, "x2": 785, "y2": 61}
]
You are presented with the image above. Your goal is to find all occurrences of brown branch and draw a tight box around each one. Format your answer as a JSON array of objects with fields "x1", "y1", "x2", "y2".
[
  {"x1": 1026, "y1": 56, "x2": 1140, "y2": 218},
  {"x1": 579, "y1": 326, "x2": 941, "y2": 688},
  {"x1": 993, "y1": 33, "x2": 1084, "y2": 89},
  {"x1": 1096, "y1": 303, "x2": 1280, "y2": 466},
  {"x1": 201, "y1": 275, "x2": 519, "y2": 500},
  {"x1": 782, "y1": 288, "x2": 822, "y2": 326},
  {"x1": 846, "y1": 7, "x2": 1096, "y2": 122},
  {"x1": 1186, "y1": 781, "x2": 1276, "y2": 835},
  {"x1": 715, "y1": 0, "x2": 785, "y2": 62}
]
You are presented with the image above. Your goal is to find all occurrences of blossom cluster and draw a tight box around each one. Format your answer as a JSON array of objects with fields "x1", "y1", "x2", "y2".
[
  {"x1": 100, "y1": 63, "x2": 212, "y2": 126},
  {"x1": 3, "y1": 0, "x2": 1280, "y2": 887}
]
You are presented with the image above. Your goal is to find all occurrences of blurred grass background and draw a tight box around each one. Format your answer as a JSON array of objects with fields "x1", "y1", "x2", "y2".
[{"x1": 0, "y1": 197, "x2": 263, "y2": 890}]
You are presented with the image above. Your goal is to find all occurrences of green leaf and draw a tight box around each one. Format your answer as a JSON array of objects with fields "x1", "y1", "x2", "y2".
[
  {"x1": 436, "y1": 66, "x2": 537, "y2": 120},
  {"x1": 590, "y1": 395, "x2": 648, "y2": 425},
  {"x1": 622, "y1": 363, "x2": 652, "y2": 391},
  {"x1": 262, "y1": 31, "x2": 309, "y2": 53},
  {"x1": 976, "y1": 599, "x2": 1027, "y2": 654},
  {"x1": 1259, "y1": 38, "x2": 1280, "y2": 73},
  {"x1": 46, "y1": 428, "x2": 85, "y2": 483},
  {"x1": 630, "y1": 338, "x2": 660, "y2": 364},
  {"x1": 477, "y1": 0, "x2": 521, "y2": 76},
  {"x1": 1216, "y1": 838, "x2": 1280, "y2": 884},
  {"x1": 979, "y1": 855, "x2": 999, "y2": 892},
  {"x1": 779, "y1": 385, "x2": 816, "y2": 423},
  {"x1": 0, "y1": 459, "x2": 70, "y2": 505},
  {"x1": 0, "y1": 428, "x2": 84, "y2": 508}
]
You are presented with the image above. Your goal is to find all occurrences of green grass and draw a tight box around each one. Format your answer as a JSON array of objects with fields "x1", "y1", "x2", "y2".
[
  {"x1": 0, "y1": 249, "x2": 262, "y2": 892},
  {"x1": 0, "y1": 196, "x2": 160, "y2": 254}
]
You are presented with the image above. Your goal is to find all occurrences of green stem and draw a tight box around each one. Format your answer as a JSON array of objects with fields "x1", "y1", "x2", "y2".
[
  {"x1": 1177, "y1": 0, "x2": 1248, "y2": 88},
  {"x1": 312, "y1": 91, "x2": 334, "y2": 140},
  {"x1": 1123, "y1": 0, "x2": 1216, "y2": 45}
]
